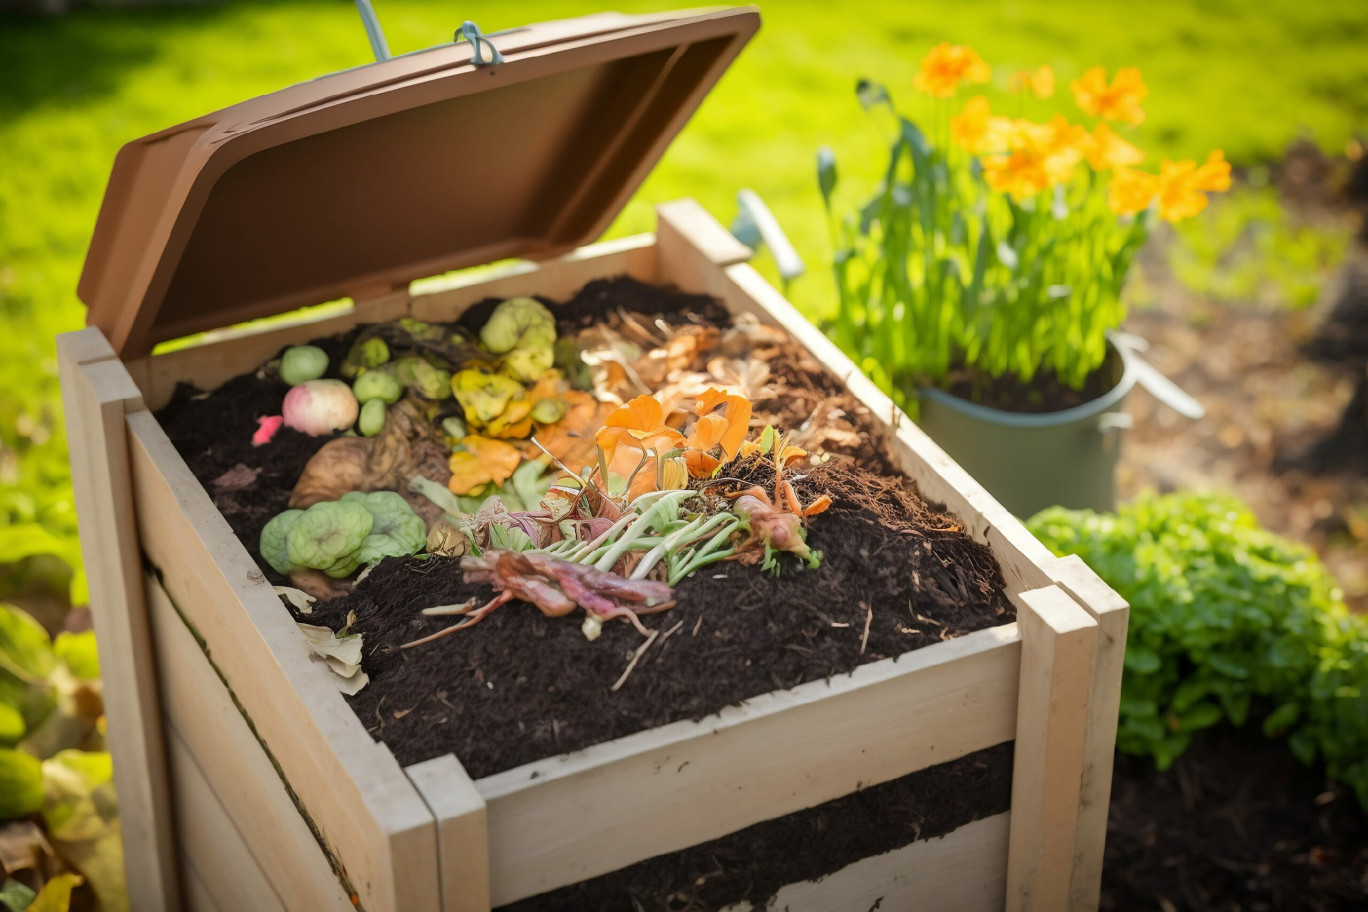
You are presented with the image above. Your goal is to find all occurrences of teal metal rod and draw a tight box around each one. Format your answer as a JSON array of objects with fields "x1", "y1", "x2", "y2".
[{"x1": 354, "y1": 0, "x2": 392, "y2": 62}]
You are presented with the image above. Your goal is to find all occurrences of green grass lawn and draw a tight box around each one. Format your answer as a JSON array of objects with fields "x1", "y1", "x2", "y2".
[{"x1": 2, "y1": 0, "x2": 1367, "y2": 596}]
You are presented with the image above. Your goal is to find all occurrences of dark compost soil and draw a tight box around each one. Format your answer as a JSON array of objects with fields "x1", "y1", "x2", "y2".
[
  {"x1": 501, "y1": 741, "x2": 1014, "y2": 912},
  {"x1": 155, "y1": 276, "x2": 1014, "y2": 779},
  {"x1": 1102, "y1": 724, "x2": 1368, "y2": 912}
]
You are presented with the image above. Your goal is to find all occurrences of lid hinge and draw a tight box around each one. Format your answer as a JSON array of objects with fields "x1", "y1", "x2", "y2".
[{"x1": 457, "y1": 20, "x2": 505, "y2": 66}]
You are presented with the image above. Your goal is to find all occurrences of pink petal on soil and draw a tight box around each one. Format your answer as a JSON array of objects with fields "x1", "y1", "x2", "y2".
[{"x1": 253, "y1": 414, "x2": 284, "y2": 447}]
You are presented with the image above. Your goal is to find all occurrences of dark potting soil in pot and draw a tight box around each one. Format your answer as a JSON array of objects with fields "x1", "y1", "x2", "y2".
[
  {"x1": 156, "y1": 276, "x2": 1014, "y2": 780},
  {"x1": 941, "y1": 344, "x2": 1122, "y2": 413}
]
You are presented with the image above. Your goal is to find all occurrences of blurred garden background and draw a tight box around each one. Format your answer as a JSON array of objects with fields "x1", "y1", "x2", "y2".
[{"x1": 2, "y1": 0, "x2": 1368, "y2": 909}]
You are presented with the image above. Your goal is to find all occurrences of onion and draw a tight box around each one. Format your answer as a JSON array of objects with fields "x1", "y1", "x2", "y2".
[{"x1": 282, "y1": 380, "x2": 359, "y2": 436}]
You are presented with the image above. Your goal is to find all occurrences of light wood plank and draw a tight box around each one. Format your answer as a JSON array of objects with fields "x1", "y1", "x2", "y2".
[
  {"x1": 146, "y1": 573, "x2": 355, "y2": 911},
  {"x1": 407, "y1": 755, "x2": 491, "y2": 912},
  {"x1": 56, "y1": 334, "x2": 180, "y2": 912},
  {"x1": 181, "y1": 865, "x2": 222, "y2": 912},
  {"x1": 478, "y1": 622, "x2": 1021, "y2": 906},
  {"x1": 722, "y1": 812, "x2": 1010, "y2": 912},
  {"x1": 58, "y1": 325, "x2": 118, "y2": 366},
  {"x1": 408, "y1": 235, "x2": 658, "y2": 322},
  {"x1": 126, "y1": 411, "x2": 439, "y2": 912},
  {"x1": 655, "y1": 198, "x2": 754, "y2": 279},
  {"x1": 167, "y1": 729, "x2": 289, "y2": 912},
  {"x1": 1048, "y1": 554, "x2": 1130, "y2": 911},
  {"x1": 1005, "y1": 587, "x2": 1098, "y2": 912}
]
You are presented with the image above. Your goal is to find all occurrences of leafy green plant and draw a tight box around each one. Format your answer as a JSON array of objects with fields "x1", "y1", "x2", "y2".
[{"x1": 1029, "y1": 492, "x2": 1368, "y2": 806}]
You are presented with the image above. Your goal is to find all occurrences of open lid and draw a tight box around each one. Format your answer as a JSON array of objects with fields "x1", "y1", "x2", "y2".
[{"x1": 79, "y1": 7, "x2": 759, "y2": 357}]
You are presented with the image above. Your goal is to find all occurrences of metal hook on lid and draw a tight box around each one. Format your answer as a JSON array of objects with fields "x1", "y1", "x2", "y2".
[{"x1": 457, "y1": 20, "x2": 504, "y2": 66}]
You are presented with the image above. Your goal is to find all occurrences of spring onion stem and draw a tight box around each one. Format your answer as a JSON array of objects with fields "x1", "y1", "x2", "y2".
[{"x1": 631, "y1": 512, "x2": 732, "y2": 581}]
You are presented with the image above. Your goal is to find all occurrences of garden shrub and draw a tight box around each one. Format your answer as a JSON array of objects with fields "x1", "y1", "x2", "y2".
[{"x1": 1028, "y1": 491, "x2": 1368, "y2": 806}]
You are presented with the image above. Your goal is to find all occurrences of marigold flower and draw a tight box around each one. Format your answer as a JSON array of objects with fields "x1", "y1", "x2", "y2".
[
  {"x1": 983, "y1": 116, "x2": 1084, "y2": 199},
  {"x1": 594, "y1": 395, "x2": 684, "y2": 465},
  {"x1": 1010, "y1": 64, "x2": 1055, "y2": 99},
  {"x1": 1107, "y1": 166, "x2": 1158, "y2": 216},
  {"x1": 951, "y1": 96, "x2": 1014, "y2": 155},
  {"x1": 913, "y1": 43, "x2": 991, "y2": 98},
  {"x1": 1155, "y1": 150, "x2": 1231, "y2": 222},
  {"x1": 1081, "y1": 123, "x2": 1144, "y2": 171},
  {"x1": 1070, "y1": 66, "x2": 1147, "y2": 125}
]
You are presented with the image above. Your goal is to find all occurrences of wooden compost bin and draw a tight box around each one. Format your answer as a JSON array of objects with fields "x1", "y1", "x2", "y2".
[{"x1": 58, "y1": 9, "x2": 1128, "y2": 912}]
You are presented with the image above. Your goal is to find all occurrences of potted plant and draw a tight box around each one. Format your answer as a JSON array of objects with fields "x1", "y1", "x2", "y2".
[{"x1": 817, "y1": 46, "x2": 1218, "y2": 516}]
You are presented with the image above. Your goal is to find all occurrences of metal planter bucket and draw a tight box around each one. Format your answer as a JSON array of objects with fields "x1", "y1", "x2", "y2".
[{"x1": 915, "y1": 335, "x2": 1201, "y2": 518}]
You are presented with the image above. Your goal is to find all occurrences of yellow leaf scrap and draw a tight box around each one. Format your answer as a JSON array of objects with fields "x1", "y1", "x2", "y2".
[{"x1": 448, "y1": 436, "x2": 522, "y2": 495}]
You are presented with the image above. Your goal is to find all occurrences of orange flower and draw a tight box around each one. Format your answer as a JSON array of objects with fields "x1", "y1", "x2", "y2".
[
  {"x1": 951, "y1": 96, "x2": 1014, "y2": 154},
  {"x1": 983, "y1": 116, "x2": 1084, "y2": 199},
  {"x1": 1081, "y1": 123, "x2": 1144, "y2": 171},
  {"x1": 1155, "y1": 150, "x2": 1231, "y2": 223},
  {"x1": 1107, "y1": 166, "x2": 1158, "y2": 216},
  {"x1": 448, "y1": 436, "x2": 522, "y2": 496},
  {"x1": 1010, "y1": 64, "x2": 1055, "y2": 99},
  {"x1": 693, "y1": 389, "x2": 752, "y2": 460},
  {"x1": 1070, "y1": 66, "x2": 1147, "y2": 125},
  {"x1": 594, "y1": 395, "x2": 684, "y2": 463},
  {"x1": 682, "y1": 389, "x2": 753, "y2": 479},
  {"x1": 913, "y1": 43, "x2": 991, "y2": 98}
]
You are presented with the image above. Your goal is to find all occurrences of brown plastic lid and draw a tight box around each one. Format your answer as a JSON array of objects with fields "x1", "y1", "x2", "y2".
[{"x1": 79, "y1": 7, "x2": 760, "y2": 357}]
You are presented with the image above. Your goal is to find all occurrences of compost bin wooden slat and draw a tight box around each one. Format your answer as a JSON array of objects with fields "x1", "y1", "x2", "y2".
[
  {"x1": 166, "y1": 729, "x2": 289, "y2": 912},
  {"x1": 1006, "y1": 585, "x2": 1098, "y2": 910},
  {"x1": 57, "y1": 330, "x2": 181, "y2": 912},
  {"x1": 146, "y1": 571, "x2": 354, "y2": 910},
  {"x1": 181, "y1": 866, "x2": 222, "y2": 912},
  {"x1": 125, "y1": 409, "x2": 439, "y2": 912},
  {"x1": 474, "y1": 621, "x2": 1021, "y2": 906},
  {"x1": 719, "y1": 811, "x2": 1011, "y2": 912}
]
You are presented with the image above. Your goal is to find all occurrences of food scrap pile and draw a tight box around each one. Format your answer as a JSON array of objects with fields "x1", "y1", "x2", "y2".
[{"x1": 158, "y1": 278, "x2": 1012, "y2": 764}]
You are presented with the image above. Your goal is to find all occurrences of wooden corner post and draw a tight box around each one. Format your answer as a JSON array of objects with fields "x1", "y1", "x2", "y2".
[
  {"x1": 1005, "y1": 586, "x2": 1098, "y2": 912},
  {"x1": 57, "y1": 327, "x2": 180, "y2": 912},
  {"x1": 1048, "y1": 554, "x2": 1130, "y2": 911}
]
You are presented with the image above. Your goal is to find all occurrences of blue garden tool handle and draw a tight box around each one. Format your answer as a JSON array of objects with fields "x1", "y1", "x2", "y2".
[
  {"x1": 354, "y1": 0, "x2": 391, "y2": 62},
  {"x1": 733, "y1": 190, "x2": 805, "y2": 282}
]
